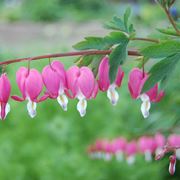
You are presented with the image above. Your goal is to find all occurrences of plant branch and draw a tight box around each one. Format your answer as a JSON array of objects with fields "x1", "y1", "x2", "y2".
[
  {"x1": 155, "y1": 144, "x2": 180, "y2": 161},
  {"x1": 131, "y1": 37, "x2": 160, "y2": 43},
  {"x1": 0, "y1": 49, "x2": 141, "y2": 66},
  {"x1": 164, "y1": 6, "x2": 180, "y2": 35}
]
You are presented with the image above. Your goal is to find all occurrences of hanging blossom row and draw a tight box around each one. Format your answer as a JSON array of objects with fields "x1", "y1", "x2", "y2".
[
  {"x1": 0, "y1": 56, "x2": 164, "y2": 120},
  {"x1": 87, "y1": 133, "x2": 180, "y2": 175}
]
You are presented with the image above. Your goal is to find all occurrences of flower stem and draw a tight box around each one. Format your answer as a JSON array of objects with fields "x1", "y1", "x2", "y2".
[
  {"x1": 164, "y1": 6, "x2": 180, "y2": 35},
  {"x1": 0, "y1": 49, "x2": 140, "y2": 66}
]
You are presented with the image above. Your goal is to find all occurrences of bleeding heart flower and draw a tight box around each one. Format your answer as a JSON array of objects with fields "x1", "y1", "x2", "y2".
[
  {"x1": 138, "y1": 136, "x2": 156, "y2": 162},
  {"x1": 98, "y1": 56, "x2": 124, "y2": 106},
  {"x1": 12, "y1": 67, "x2": 46, "y2": 118},
  {"x1": 169, "y1": 155, "x2": 176, "y2": 175},
  {"x1": 128, "y1": 68, "x2": 164, "y2": 118},
  {"x1": 112, "y1": 138, "x2": 127, "y2": 161},
  {"x1": 125, "y1": 141, "x2": 137, "y2": 165},
  {"x1": 66, "y1": 66, "x2": 97, "y2": 117},
  {"x1": 42, "y1": 60, "x2": 68, "y2": 111},
  {"x1": 154, "y1": 133, "x2": 166, "y2": 156},
  {"x1": 0, "y1": 73, "x2": 11, "y2": 120}
]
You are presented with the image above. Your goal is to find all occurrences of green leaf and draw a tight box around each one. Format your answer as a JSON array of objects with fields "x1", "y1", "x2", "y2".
[
  {"x1": 104, "y1": 31, "x2": 129, "y2": 44},
  {"x1": 75, "y1": 55, "x2": 94, "y2": 67},
  {"x1": 73, "y1": 37, "x2": 106, "y2": 50},
  {"x1": 157, "y1": 28, "x2": 180, "y2": 36},
  {"x1": 109, "y1": 39, "x2": 129, "y2": 83},
  {"x1": 73, "y1": 32, "x2": 128, "y2": 50},
  {"x1": 104, "y1": 16, "x2": 126, "y2": 32},
  {"x1": 124, "y1": 7, "x2": 131, "y2": 32},
  {"x1": 142, "y1": 53, "x2": 180, "y2": 92},
  {"x1": 141, "y1": 40, "x2": 180, "y2": 58}
]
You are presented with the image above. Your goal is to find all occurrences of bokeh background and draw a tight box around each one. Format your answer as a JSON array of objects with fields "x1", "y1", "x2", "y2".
[{"x1": 0, "y1": 0, "x2": 180, "y2": 179}]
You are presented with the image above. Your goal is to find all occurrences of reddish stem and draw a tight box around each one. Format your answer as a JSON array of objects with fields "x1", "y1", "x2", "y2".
[{"x1": 0, "y1": 50, "x2": 140, "y2": 66}]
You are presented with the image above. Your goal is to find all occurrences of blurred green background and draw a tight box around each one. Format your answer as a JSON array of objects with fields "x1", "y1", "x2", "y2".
[{"x1": 0, "y1": 0, "x2": 180, "y2": 179}]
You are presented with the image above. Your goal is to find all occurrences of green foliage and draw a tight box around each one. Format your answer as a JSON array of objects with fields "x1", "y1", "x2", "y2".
[
  {"x1": 109, "y1": 40, "x2": 129, "y2": 83},
  {"x1": 73, "y1": 32, "x2": 128, "y2": 50},
  {"x1": 141, "y1": 40, "x2": 180, "y2": 58},
  {"x1": 157, "y1": 28, "x2": 180, "y2": 37},
  {"x1": 104, "y1": 8, "x2": 135, "y2": 35},
  {"x1": 156, "y1": 0, "x2": 175, "y2": 8},
  {"x1": 142, "y1": 53, "x2": 180, "y2": 92}
]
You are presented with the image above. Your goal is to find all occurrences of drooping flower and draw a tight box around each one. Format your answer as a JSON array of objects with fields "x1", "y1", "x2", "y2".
[
  {"x1": 154, "y1": 133, "x2": 166, "y2": 156},
  {"x1": 128, "y1": 68, "x2": 164, "y2": 118},
  {"x1": 125, "y1": 141, "x2": 137, "y2": 165},
  {"x1": 0, "y1": 74, "x2": 11, "y2": 120},
  {"x1": 102, "y1": 140, "x2": 114, "y2": 161},
  {"x1": 112, "y1": 137, "x2": 127, "y2": 161},
  {"x1": 12, "y1": 67, "x2": 46, "y2": 118},
  {"x1": 169, "y1": 155, "x2": 176, "y2": 175},
  {"x1": 98, "y1": 56, "x2": 124, "y2": 106},
  {"x1": 168, "y1": 134, "x2": 180, "y2": 159},
  {"x1": 42, "y1": 60, "x2": 68, "y2": 111},
  {"x1": 66, "y1": 66, "x2": 98, "y2": 117},
  {"x1": 138, "y1": 136, "x2": 156, "y2": 162}
]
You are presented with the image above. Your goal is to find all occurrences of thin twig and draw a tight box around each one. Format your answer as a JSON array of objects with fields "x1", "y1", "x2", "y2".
[
  {"x1": 164, "y1": 6, "x2": 180, "y2": 35},
  {"x1": 0, "y1": 49, "x2": 140, "y2": 66}
]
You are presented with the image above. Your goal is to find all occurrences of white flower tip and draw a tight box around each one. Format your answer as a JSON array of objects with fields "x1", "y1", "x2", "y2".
[
  {"x1": 77, "y1": 99, "x2": 87, "y2": 117},
  {"x1": 27, "y1": 100, "x2": 37, "y2": 118},
  {"x1": 57, "y1": 94, "x2": 68, "y2": 111},
  {"x1": 0, "y1": 103, "x2": 10, "y2": 120},
  {"x1": 79, "y1": 109, "x2": 86, "y2": 117},
  {"x1": 145, "y1": 150, "x2": 152, "y2": 162},
  {"x1": 126, "y1": 156, "x2": 135, "y2": 165},
  {"x1": 140, "y1": 98, "x2": 151, "y2": 119},
  {"x1": 29, "y1": 111, "x2": 36, "y2": 118},
  {"x1": 107, "y1": 85, "x2": 119, "y2": 106}
]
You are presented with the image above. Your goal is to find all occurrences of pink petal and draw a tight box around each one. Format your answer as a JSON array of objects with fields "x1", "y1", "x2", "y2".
[
  {"x1": 78, "y1": 67, "x2": 95, "y2": 99},
  {"x1": 126, "y1": 141, "x2": 137, "y2": 156},
  {"x1": 0, "y1": 102, "x2": 6, "y2": 120},
  {"x1": 11, "y1": 95, "x2": 25, "y2": 102},
  {"x1": 0, "y1": 74, "x2": 11, "y2": 103},
  {"x1": 25, "y1": 69, "x2": 43, "y2": 101},
  {"x1": 16, "y1": 67, "x2": 28, "y2": 99},
  {"x1": 91, "y1": 82, "x2": 99, "y2": 99},
  {"x1": 36, "y1": 94, "x2": 49, "y2": 103},
  {"x1": 146, "y1": 84, "x2": 165, "y2": 102},
  {"x1": 42, "y1": 65, "x2": 60, "y2": 98},
  {"x1": 115, "y1": 67, "x2": 124, "y2": 87},
  {"x1": 98, "y1": 57, "x2": 110, "y2": 91},
  {"x1": 146, "y1": 84, "x2": 158, "y2": 102},
  {"x1": 128, "y1": 68, "x2": 148, "y2": 99},
  {"x1": 66, "y1": 66, "x2": 79, "y2": 98},
  {"x1": 155, "y1": 90, "x2": 165, "y2": 102}
]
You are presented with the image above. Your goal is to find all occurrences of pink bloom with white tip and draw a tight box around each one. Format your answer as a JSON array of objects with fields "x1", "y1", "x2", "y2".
[
  {"x1": 12, "y1": 67, "x2": 45, "y2": 118},
  {"x1": 112, "y1": 138, "x2": 127, "y2": 161},
  {"x1": 0, "y1": 74, "x2": 11, "y2": 120},
  {"x1": 66, "y1": 66, "x2": 97, "y2": 117},
  {"x1": 169, "y1": 155, "x2": 176, "y2": 175},
  {"x1": 42, "y1": 60, "x2": 68, "y2": 111},
  {"x1": 102, "y1": 140, "x2": 113, "y2": 161},
  {"x1": 138, "y1": 136, "x2": 156, "y2": 161},
  {"x1": 128, "y1": 68, "x2": 164, "y2": 118},
  {"x1": 154, "y1": 133, "x2": 166, "y2": 156},
  {"x1": 98, "y1": 56, "x2": 124, "y2": 106},
  {"x1": 168, "y1": 134, "x2": 180, "y2": 159},
  {"x1": 125, "y1": 141, "x2": 137, "y2": 165}
]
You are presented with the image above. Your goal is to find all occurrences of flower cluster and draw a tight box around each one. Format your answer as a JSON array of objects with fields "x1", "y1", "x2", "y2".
[
  {"x1": 87, "y1": 133, "x2": 180, "y2": 175},
  {"x1": 0, "y1": 57, "x2": 164, "y2": 120}
]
